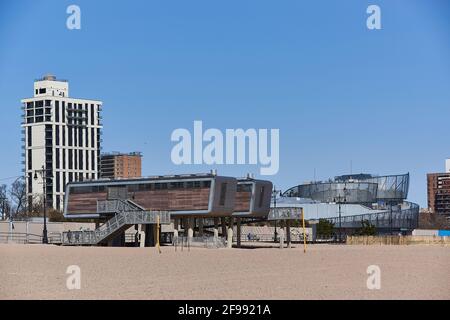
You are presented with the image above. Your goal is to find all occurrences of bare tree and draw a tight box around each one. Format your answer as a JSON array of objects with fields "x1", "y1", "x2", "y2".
[
  {"x1": 0, "y1": 184, "x2": 11, "y2": 220},
  {"x1": 9, "y1": 177, "x2": 27, "y2": 217}
]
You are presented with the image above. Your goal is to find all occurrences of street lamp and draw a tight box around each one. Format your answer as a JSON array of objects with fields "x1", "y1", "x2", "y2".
[
  {"x1": 333, "y1": 187, "x2": 347, "y2": 243},
  {"x1": 389, "y1": 201, "x2": 393, "y2": 235},
  {"x1": 34, "y1": 165, "x2": 51, "y2": 244},
  {"x1": 272, "y1": 186, "x2": 281, "y2": 243}
]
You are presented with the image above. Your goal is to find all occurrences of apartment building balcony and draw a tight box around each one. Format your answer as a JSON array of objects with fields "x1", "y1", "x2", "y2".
[
  {"x1": 67, "y1": 123, "x2": 87, "y2": 128},
  {"x1": 66, "y1": 108, "x2": 88, "y2": 113},
  {"x1": 67, "y1": 116, "x2": 87, "y2": 122}
]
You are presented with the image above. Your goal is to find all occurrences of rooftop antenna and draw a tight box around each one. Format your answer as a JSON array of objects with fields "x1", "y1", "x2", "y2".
[{"x1": 350, "y1": 160, "x2": 353, "y2": 175}]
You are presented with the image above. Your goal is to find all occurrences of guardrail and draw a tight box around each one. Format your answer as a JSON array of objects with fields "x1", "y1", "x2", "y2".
[
  {"x1": 326, "y1": 203, "x2": 419, "y2": 230},
  {"x1": 232, "y1": 232, "x2": 312, "y2": 242},
  {"x1": 173, "y1": 236, "x2": 227, "y2": 249},
  {"x1": 0, "y1": 232, "x2": 62, "y2": 244}
]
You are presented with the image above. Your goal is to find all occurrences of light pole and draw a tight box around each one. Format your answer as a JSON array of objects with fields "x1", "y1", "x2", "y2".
[
  {"x1": 34, "y1": 165, "x2": 51, "y2": 244},
  {"x1": 389, "y1": 201, "x2": 393, "y2": 235},
  {"x1": 333, "y1": 187, "x2": 347, "y2": 243},
  {"x1": 272, "y1": 186, "x2": 281, "y2": 243}
]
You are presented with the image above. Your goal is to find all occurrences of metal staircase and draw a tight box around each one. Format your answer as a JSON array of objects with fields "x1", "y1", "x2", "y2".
[{"x1": 62, "y1": 199, "x2": 170, "y2": 246}]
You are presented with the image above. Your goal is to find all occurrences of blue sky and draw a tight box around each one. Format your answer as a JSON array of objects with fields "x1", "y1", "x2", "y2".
[{"x1": 0, "y1": 0, "x2": 449, "y2": 207}]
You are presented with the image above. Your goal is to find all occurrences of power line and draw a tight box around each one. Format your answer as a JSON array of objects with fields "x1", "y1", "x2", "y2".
[{"x1": 0, "y1": 175, "x2": 23, "y2": 182}]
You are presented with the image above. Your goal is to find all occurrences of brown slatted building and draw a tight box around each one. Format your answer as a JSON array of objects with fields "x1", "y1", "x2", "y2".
[{"x1": 64, "y1": 173, "x2": 238, "y2": 218}]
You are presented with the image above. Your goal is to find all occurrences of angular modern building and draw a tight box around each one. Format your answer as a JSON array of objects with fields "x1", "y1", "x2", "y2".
[
  {"x1": 61, "y1": 172, "x2": 273, "y2": 246},
  {"x1": 279, "y1": 173, "x2": 419, "y2": 233},
  {"x1": 21, "y1": 74, "x2": 103, "y2": 211}
]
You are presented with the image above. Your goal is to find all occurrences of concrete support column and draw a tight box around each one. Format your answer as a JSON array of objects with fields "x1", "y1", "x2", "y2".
[
  {"x1": 187, "y1": 217, "x2": 194, "y2": 244},
  {"x1": 139, "y1": 230, "x2": 146, "y2": 248},
  {"x1": 181, "y1": 217, "x2": 188, "y2": 237},
  {"x1": 144, "y1": 224, "x2": 156, "y2": 247},
  {"x1": 221, "y1": 217, "x2": 227, "y2": 238},
  {"x1": 227, "y1": 217, "x2": 234, "y2": 248},
  {"x1": 227, "y1": 227, "x2": 233, "y2": 248},
  {"x1": 173, "y1": 218, "x2": 179, "y2": 237},
  {"x1": 236, "y1": 217, "x2": 241, "y2": 248},
  {"x1": 173, "y1": 218, "x2": 179, "y2": 241},
  {"x1": 213, "y1": 217, "x2": 219, "y2": 240},
  {"x1": 198, "y1": 218, "x2": 204, "y2": 237},
  {"x1": 279, "y1": 226, "x2": 285, "y2": 249},
  {"x1": 134, "y1": 224, "x2": 139, "y2": 247},
  {"x1": 286, "y1": 220, "x2": 291, "y2": 248},
  {"x1": 173, "y1": 217, "x2": 179, "y2": 231}
]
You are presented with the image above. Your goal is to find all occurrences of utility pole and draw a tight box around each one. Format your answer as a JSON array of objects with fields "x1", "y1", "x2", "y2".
[{"x1": 389, "y1": 201, "x2": 393, "y2": 235}]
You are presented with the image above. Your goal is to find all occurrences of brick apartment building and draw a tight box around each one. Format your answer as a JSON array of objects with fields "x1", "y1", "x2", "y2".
[
  {"x1": 100, "y1": 152, "x2": 142, "y2": 179},
  {"x1": 427, "y1": 159, "x2": 450, "y2": 215}
]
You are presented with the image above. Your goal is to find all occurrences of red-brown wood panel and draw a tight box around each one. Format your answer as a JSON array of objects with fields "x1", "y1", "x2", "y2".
[
  {"x1": 67, "y1": 192, "x2": 108, "y2": 214},
  {"x1": 131, "y1": 188, "x2": 210, "y2": 211},
  {"x1": 67, "y1": 187, "x2": 211, "y2": 215},
  {"x1": 235, "y1": 191, "x2": 251, "y2": 212}
]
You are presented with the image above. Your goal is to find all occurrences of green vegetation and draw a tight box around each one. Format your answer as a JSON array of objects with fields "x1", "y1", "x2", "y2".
[
  {"x1": 316, "y1": 219, "x2": 335, "y2": 237},
  {"x1": 354, "y1": 220, "x2": 376, "y2": 236}
]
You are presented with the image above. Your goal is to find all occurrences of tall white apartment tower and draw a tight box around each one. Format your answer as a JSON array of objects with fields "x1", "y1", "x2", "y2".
[{"x1": 21, "y1": 74, "x2": 103, "y2": 211}]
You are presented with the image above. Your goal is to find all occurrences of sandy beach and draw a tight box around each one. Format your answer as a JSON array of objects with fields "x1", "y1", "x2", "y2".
[{"x1": 0, "y1": 244, "x2": 449, "y2": 300}]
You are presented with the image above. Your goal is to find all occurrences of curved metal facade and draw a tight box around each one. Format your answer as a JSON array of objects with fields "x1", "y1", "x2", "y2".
[{"x1": 283, "y1": 173, "x2": 409, "y2": 204}]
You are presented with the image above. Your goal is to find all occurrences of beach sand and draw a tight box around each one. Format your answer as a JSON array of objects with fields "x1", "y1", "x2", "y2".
[{"x1": 0, "y1": 244, "x2": 449, "y2": 299}]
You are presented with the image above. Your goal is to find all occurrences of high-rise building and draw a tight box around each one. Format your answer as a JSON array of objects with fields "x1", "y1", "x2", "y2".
[
  {"x1": 427, "y1": 173, "x2": 450, "y2": 215},
  {"x1": 427, "y1": 159, "x2": 450, "y2": 215},
  {"x1": 100, "y1": 152, "x2": 142, "y2": 179},
  {"x1": 21, "y1": 74, "x2": 103, "y2": 211}
]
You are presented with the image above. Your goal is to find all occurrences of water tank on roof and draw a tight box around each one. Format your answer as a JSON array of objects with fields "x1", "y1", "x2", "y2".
[{"x1": 43, "y1": 74, "x2": 56, "y2": 81}]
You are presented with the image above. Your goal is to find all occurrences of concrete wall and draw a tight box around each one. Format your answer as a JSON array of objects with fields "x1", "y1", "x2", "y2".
[
  {"x1": 412, "y1": 229, "x2": 439, "y2": 236},
  {"x1": 346, "y1": 235, "x2": 450, "y2": 245},
  {"x1": 0, "y1": 221, "x2": 95, "y2": 235}
]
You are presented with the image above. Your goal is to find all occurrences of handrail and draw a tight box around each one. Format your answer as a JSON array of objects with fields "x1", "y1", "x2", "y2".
[
  {"x1": 63, "y1": 199, "x2": 170, "y2": 245},
  {"x1": 0, "y1": 231, "x2": 62, "y2": 244}
]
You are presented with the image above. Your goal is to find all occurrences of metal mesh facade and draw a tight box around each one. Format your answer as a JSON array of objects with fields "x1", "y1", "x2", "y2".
[
  {"x1": 326, "y1": 202, "x2": 419, "y2": 230},
  {"x1": 283, "y1": 173, "x2": 409, "y2": 204}
]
